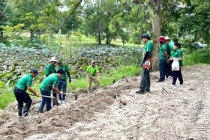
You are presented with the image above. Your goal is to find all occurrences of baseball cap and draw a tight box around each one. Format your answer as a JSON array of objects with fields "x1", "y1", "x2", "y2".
[
  {"x1": 56, "y1": 69, "x2": 64, "y2": 74},
  {"x1": 31, "y1": 69, "x2": 38, "y2": 75}
]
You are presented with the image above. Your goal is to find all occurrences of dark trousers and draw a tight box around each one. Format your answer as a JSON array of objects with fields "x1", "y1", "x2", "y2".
[
  {"x1": 58, "y1": 80, "x2": 67, "y2": 100},
  {"x1": 172, "y1": 67, "x2": 183, "y2": 85},
  {"x1": 169, "y1": 60, "x2": 173, "y2": 77},
  {"x1": 140, "y1": 68, "x2": 150, "y2": 92},
  {"x1": 14, "y1": 87, "x2": 32, "y2": 116},
  {"x1": 165, "y1": 62, "x2": 171, "y2": 78},
  {"x1": 39, "y1": 89, "x2": 51, "y2": 112},
  {"x1": 159, "y1": 59, "x2": 166, "y2": 81}
]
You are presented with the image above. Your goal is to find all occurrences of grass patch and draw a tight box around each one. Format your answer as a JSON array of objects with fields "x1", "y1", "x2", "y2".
[
  {"x1": 183, "y1": 48, "x2": 210, "y2": 66},
  {"x1": 0, "y1": 88, "x2": 16, "y2": 109},
  {"x1": 68, "y1": 65, "x2": 141, "y2": 91}
]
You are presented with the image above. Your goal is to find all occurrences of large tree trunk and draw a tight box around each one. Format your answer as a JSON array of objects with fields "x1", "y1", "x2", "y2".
[
  {"x1": 0, "y1": 27, "x2": 3, "y2": 42},
  {"x1": 105, "y1": 29, "x2": 110, "y2": 44},
  {"x1": 97, "y1": 20, "x2": 102, "y2": 44},
  {"x1": 30, "y1": 30, "x2": 35, "y2": 41},
  {"x1": 152, "y1": 14, "x2": 161, "y2": 71},
  {"x1": 0, "y1": 15, "x2": 3, "y2": 42}
]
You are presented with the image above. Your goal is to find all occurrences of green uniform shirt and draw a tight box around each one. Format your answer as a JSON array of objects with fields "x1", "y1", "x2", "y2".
[
  {"x1": 174, "y1": 49, "x2": 183, "y2": 66},
  {"x1": 169, "y1": 41, "x2": 176, "y2": 57},
  {"x1": 40, "y1": 73, "x2": 59, "y2": 91},
  {"x1": 144, "y1": 40, "x2": 154, "y2": 57},
  {"x1": 46, "y1": 64, "x2": 56, "y2": 77},
  {"x1": 56, "y1": 65, "x2": 69, "y2": 80},
  {"x1": 15, "y1": 73, "x2": 33, "y2": 91},
  {"x1": 158, "y1": 44, "x2": 167, "y2": 61},
  {"x1": 87, "y1": 65, "x2": 99, "y2": 76}
]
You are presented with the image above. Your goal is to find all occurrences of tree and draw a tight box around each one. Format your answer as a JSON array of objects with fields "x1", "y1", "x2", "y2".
[
  {"x1": 178, "y1": 0, "x2": 210, "y2": 44},
  {"x1": 0, "y1": 0, "x2": 11, "y2": 42}
]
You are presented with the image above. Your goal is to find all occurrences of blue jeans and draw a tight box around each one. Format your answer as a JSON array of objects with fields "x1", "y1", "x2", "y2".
[
  {"x1": 57, "y1": 80, "x2": 67, "y2": 100},
  {"x1": 39, "y1": 89, "x2": 51, "y2": 112},
  {"x1": 159, "y1": 59, "x2": 166, "y2": 81}
]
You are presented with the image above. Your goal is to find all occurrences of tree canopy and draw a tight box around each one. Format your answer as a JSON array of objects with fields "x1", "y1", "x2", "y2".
[{"x1": 0, "y1": 0, "x2": 209, "y2": 44}]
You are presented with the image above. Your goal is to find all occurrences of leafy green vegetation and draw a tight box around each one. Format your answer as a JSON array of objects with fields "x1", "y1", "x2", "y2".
[
  {"x1": 0, "y1": 88, "x2": 16, "y2": 109},
  {"x1": 183, "y1": 47, "x2": 210, "y2": 66}
]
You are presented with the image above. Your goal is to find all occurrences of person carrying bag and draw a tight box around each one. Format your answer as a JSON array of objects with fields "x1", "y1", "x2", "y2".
[{"x1": 169, "y1": 42, "x2": 183, "y2": 85}]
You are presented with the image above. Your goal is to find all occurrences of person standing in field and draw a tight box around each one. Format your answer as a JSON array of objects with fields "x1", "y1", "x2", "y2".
[
  {"x1": 86, "y1": 60, "x2": 102, "y2": 93},
  {"x1": 157, "y1": 36, "x2": 168, "y2": 82},
  {"x1": 14, "y1": 69, "x2": 39, "y2": 117},
  {"x1": 164, "y1": 36, "x2": 172, "y2": 78},
  {"x1": 46, "y1": 57, "x2": 57, "y2": 77},
  {"x1": 169, "y1": 42, "x2": 183, "y2": 85},
  {"x1": 166, "y1": 37, "x2": 176, "y2": 77},
  {"x1": 45, "y1": 57, "x2": 59, "y2": 106},
  {"x1": 39, "y1": 69, "x2": 64, "y2": 113},
  {"x1": 136, "y1": 33, "x2": 153, "y2": 94},
  {"x1": 56, "y1": 60, "x2": 71, "y2": 103}
]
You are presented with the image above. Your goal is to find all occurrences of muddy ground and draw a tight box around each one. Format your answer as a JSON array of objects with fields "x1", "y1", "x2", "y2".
[{"x1": 0, "y1": 65, "x2": 210, "y2": 140}]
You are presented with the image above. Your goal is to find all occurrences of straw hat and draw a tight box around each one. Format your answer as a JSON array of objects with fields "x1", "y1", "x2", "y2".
[{"x1": 49, "y1": 57, "x2": 57, "y2": 62}]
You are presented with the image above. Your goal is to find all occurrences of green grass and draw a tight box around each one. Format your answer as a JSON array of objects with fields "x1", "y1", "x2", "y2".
[
  {"x1": 0, "y1": 88, "x2": 16, "y2": 109},
  {"x1": 68, "y1": 65, "x2": 141, "y2": 91},
  {"x1": 183, "y1": 48, "x2": 210, "y2": 66}
]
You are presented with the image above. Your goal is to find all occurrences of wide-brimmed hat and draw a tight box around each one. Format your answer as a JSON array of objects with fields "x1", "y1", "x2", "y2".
[
  {"x1": 165, "y1": 36, "x2": 170, "y2": 41},
  {"x1": 49, "y1": 57, "x2": 57, "y2": 62},
  {"x1": 158, "y1": 36, "x2": 165, "y2": 42},
  {"x1": 141, "y1": 33, "x2": 151, "y2": 39}
]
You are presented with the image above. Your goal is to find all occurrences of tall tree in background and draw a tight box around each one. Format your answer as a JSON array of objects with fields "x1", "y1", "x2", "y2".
[{"x1": 0, "y1": 0, "x2": 11, "y2": 41}]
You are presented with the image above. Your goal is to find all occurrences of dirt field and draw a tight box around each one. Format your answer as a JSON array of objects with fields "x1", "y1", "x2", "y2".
[{"x1": 0, "y1": 65, "x2": 210, "y2": 140}]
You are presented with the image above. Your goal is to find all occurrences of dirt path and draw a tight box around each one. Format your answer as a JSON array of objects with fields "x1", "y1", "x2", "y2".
[{"x1": 0, "y1": 65, "x2": 210, "y2": 140}]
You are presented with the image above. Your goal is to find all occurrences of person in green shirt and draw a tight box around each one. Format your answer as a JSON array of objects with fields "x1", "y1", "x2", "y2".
[
  {"x1": 46, "y1": 57, "x2": 59, "y2": 105},
  {"x1": 157, "y1": 36, "x2": 168, "y2": 82},
  {"x1": 136, "y1": 33, "x2": 153, "y2": 94},
  {"x1": 46, "y1": 57, "x2": 57, "y2": 77},
  {"x1": 39, "y1": 69, "x2": 64, "y2": 113},
  {"x1": 56, "y1": 60, "x2": 71, "y2": 102},
  {"x1": 14, "y1": 69, "x2": 39, "y2": 117},
  {"x1": 169, "y1": 42, "x2": 183, "y2": 85},
  {"x1": 165, "y1": 36, "x2": 173, "y2": 78},
  {"x1": 86, "y1": 60, "x2": 101, "y2": 93}
]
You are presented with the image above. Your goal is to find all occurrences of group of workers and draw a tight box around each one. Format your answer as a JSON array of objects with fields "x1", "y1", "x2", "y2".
[
  {"x1": 13, "y1": 33, "x2": 183, "y2": 116},
  {"x1": 136, "y1": 33, "x2": 183, "y2": 94},
  {"x1": 14, "y1": 57, "x2": 101, "y2": 117}
]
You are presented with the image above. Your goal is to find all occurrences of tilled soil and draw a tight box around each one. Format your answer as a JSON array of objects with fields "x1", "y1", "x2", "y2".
[{"x1": 0, "y1": 65, "x2": 210, "y2": 140}]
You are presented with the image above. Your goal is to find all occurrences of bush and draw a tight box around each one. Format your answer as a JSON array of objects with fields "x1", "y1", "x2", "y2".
[{"x1": 183, "y1": 47, "x2": 210, "y2": 66}]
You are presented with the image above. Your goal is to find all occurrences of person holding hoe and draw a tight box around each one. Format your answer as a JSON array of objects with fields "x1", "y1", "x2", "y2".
[
  {"x1": 86, "y1": 60, "x2": 102, "y2": 93},
  {"x1": 136, "y1": 33, "x2": 153, "y2": 94},
  {"x1": 14, "y1": 69, "x2": 39, "y2": 117},
  {"x1": 39, "y1": 69, "x2": 64, "y2": 113}
]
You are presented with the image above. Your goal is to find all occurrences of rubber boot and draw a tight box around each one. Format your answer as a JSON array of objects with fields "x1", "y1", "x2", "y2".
[
  {"x1": 23, "y1": 102, "x2": 31, "y2": 117},
  {"x1": 18, "y1": 107, "x2": 23, "y2": 116},
  {"x1": 53, "y1": 92, "x2": 59, "y2": 106}
]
